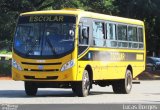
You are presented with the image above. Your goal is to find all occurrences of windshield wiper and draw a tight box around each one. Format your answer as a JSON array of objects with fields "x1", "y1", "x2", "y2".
[{"x1": 46, "y1": 36, "x2": 57, "y2": 55}]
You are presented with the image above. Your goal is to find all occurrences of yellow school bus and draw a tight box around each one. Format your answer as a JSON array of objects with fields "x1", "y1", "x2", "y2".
[{"x1": 12, "y1": 9, "x2": 146, "y2": 97}]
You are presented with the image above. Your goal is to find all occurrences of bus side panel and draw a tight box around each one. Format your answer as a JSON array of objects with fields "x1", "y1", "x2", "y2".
[
  {"x1": 132, "y1": 62, "x2": 145, "y2": 78},
  {"x1": 77, "y1": 50, "x2": 145, "y2": 80},
  {"x1": 77, "y1": 61, "x2": 127, "y2": 80}
]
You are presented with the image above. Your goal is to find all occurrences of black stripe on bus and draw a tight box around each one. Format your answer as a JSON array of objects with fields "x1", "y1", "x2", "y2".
[{"x1": 79, "y1": 50, "x2": 144, "y2": 61}]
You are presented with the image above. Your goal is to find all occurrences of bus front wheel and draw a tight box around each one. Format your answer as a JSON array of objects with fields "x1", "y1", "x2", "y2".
[
  {"x1": 112, "y1": 69, "x2": 132, "y2": 94},
  {"x1": 25, "y1": 82, "x2": 38, "y2": 96},
  {"x1": 72, "y1": 70, "x2": 90, "y2": 97}
]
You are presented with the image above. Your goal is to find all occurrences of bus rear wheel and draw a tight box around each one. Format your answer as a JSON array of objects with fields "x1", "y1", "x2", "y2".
[
  {"x1": 25, "y1": 82, "x2": 38, "y2": 96},
  {"x1": 72, "y1": 70, "x2": 90, "y2": 97},
  {"x1": 112, "y1": 69, "x2": 132, "y2": 94}
]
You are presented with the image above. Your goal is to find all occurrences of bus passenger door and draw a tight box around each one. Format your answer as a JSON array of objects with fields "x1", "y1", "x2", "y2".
[
  {"x1": 77, "y1": 20, "x2": 91, "y2": 80},
  {"x1": 78, "y1": 24, "x2": 90, "y2": 56}
]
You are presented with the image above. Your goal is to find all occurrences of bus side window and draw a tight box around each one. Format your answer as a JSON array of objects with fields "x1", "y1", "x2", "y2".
[
  {"x1": 106, "y1": 23, "x2": 117, "y2": 47},
  {"x1": 93, "y1": 22, "x2": 105, "y2": 47},
  {"x1": 128, "y1": 26, "x2": 138, "y2": 48},
  {"x1": 138, "y1": 28, "x2": 144, "y2": 49},
  {"x1": 117, "y1": 24, "x2": 128, "y2": 48},
  {"x1": 79, "y1": 25, "x2": 89, "y2": 45}
]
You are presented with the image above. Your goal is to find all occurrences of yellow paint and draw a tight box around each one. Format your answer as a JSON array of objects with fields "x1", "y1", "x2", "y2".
[
  {"x1": 12, "y1": 50, "x2": 78, "y2": 81},
  {"x1": 136, "y1": 54, "x2": 144, "y2": 60}
]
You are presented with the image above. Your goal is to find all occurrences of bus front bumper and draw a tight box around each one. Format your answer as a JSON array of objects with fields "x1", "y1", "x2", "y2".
[{"x1": 12, "y1": 67, "x2": 78, "y2": 81}]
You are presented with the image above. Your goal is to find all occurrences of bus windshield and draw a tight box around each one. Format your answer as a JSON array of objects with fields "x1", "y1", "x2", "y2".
[{"x1": 14, "y1": 15, "x2": 76, "y2": 58}]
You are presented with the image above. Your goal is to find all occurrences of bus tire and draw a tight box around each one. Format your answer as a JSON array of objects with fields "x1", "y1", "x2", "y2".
[
  {"x1": 72, "y1": 70, "x2": 90, "y2": 97},
  {"x1": 112, "y1": 69, "x2": 132, "y2": 94},
  {"x1": 25, "y1": 82, "x2": 38, "y2": 96}
]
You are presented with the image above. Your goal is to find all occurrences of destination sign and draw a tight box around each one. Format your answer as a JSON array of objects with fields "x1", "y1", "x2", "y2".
[
  {"x1": 18, "y1": 15, "x2": 76, "y2": 23},
  {"x1": 29, "y1": 16, "x2": 64, "y2": 22}
]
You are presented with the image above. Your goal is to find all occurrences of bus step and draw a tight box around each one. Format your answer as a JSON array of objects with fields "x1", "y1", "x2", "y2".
[{"x1": 132, "y1": 80, "x2": 140, "y2": 84}]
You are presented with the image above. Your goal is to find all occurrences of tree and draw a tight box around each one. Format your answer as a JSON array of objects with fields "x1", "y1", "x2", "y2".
[
  {"x1": 113, "y1": 0, "x2": 160, "y2": 56},
  {"x1": 0, "y1": 0, "x2": 160, "y2": 55}
]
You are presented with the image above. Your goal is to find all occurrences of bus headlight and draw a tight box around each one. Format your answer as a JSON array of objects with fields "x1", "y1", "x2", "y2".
[
  {"x1": 61, "y1": 59, "x2": 75, "y2": 71},
  {"x1": 12, "y1": 59, "x2": 22, "y2": 71}
]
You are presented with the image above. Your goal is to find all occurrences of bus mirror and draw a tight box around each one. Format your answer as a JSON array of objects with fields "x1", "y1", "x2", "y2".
[
  {"x1": 82, "y1": 28, "x2": 88, "y2": 38},
  {"x1": 69, "y1": 30, "x2": 75, "y2": 37}
]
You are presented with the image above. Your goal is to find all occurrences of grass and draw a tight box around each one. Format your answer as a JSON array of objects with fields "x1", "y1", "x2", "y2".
[{"x1": 0, "y1": 49, "x2": 12, "y2": 54}]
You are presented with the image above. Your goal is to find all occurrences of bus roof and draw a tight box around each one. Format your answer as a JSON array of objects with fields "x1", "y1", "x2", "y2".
[{"x1": 21, "y1": 9, "x2": 144, "y2": 25}]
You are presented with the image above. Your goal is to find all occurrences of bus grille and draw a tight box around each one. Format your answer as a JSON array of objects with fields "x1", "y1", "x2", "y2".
[
  {"x1": 24, "y1": 69, "x2": 59, "y2": 72},
  {"x1": 24, "y1": 75, "x2": 58, "y2": 80},
  {"x1": 22, "y1": 62, "x2": 62, "y2": 65}
]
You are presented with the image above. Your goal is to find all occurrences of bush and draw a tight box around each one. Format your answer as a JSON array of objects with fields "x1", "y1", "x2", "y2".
[
  {"x1": 0, "y1": 40, "x2": 12, "y2": 54},
  {"x1": 0, "y1": 60, "x2": 11, "y2": 77},
  {"x1": 0, "y1": 49, "x2": 12, "y2": 54}
]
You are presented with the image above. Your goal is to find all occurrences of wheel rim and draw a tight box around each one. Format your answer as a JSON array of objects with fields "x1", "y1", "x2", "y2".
[
  {"x1": 126, "y1": 71, "x2": 132, "y2": 91},
  {"x1": 83, "y1": 71, "x2": 90, "y2": 94}
]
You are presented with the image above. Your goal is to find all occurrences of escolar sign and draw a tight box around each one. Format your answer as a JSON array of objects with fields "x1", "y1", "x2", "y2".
[
  {"x1": 29, "y1": 16, "x2": 64, "y2": 22},
  {"x1": 18, "y1": 15, "x2": 76, "y2": 23}
]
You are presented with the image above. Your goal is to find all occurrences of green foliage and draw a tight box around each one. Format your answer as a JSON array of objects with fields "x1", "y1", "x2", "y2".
[
  {"x1": 81, "y1": 0, "x2": 117, "y2": 14},
  {"x1": 0, "y1": 50, "x2": 8, "y2": 54},
  {"x1": 0, "y1": 0, "x2": 29, "y2": 41},
  {"x1": 0, "y1": 0, "x2": 116, "y2": 41},
  {"x1": 0, "y1": 61, "x2": 11, "y2": 76},
  {"x1": 113, "y1": 0, "x2": 160, "y2": 53},
  {"x1": 0, "y1": 49, "x2": 12, "y2": 54}
]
